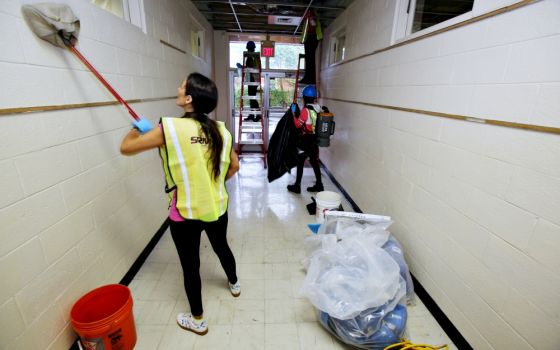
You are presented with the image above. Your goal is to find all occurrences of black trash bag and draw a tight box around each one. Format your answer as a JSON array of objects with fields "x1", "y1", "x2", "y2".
[{"x1": 267, "y1": 105, "x2": 300, "y2": 182}]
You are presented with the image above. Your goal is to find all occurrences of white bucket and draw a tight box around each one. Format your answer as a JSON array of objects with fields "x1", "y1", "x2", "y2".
[{"x1": 315, "y1": 191, "x2": 341, "y2": 223}]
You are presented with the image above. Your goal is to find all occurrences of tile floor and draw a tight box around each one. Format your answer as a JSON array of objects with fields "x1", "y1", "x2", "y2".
[{"x1": 128, "y1": 157, "x2": 457, "y2": 350}]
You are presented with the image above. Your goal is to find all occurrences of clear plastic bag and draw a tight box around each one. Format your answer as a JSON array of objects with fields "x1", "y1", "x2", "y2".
[
  {"x1": 300, "y1": 211, "x2": 415, "y2": 348},
  {"x1": 382, "y1": 237, "x2": 415, "y2": 302},
  {"x1": 317, "y1": 211, "x2": 393, "y2": 240},
  {"x1": 303, "y1": 212, "x2": 393, "y2": 270},
  {"x1": 303, "y1": 211, "x2": 414, "y2": 303},
  {"x1": 300, "y1": 225, "x2": 403, "y2": 319}
]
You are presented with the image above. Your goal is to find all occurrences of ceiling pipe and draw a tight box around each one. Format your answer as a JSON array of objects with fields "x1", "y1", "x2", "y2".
[
  {"x1": 200, "y1": 10, "x2": 336, "y2": 20},
  {"x1": 229, "y1": 0, "x2": 243, "y2": 32},
  {"x1": 293, "y1": 0, "x2": 314, "y2": 35},
  {"x1": 192, "y1": 0, "x2": 344, "y2": 10},
  {"x1": 217, "y1": 28, "x2": 304, "y2": 34}
]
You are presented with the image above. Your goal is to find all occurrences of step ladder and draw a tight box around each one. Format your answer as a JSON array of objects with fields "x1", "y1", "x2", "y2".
[
  {"x1": 237, "y1": 51, "x2": 267, "y2": 168},
  {"x1": 293, "y1": 53, "x2": 315, "y2": 103}
]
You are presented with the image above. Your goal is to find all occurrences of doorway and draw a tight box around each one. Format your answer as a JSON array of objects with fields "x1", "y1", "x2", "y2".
[{"x1": 230, "y1": 70, "x2": 297, "y2": 151}]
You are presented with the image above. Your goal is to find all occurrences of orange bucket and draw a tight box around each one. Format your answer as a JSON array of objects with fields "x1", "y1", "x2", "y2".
[{"x1": 70, "y1": 284, "x2": 136, "y2": 350}]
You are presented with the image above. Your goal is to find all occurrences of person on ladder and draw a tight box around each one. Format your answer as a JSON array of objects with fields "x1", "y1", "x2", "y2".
[
  {"x1": 244, "y1": 41, "x2": 261, "y2": 122},
  {"x1": 287, "y1": 85, "x2": 324, "y2": 194},
  {"x1": 299, "y1": 9, "x2": 322, "y2": 85}
]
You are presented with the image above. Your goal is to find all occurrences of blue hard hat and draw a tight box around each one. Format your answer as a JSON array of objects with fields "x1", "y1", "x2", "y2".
[
  {"x1": 246, "y1": 41, "x2": 256, "y2": 50},
  {"x1": 302, "y1": 85, "x2": 317, "y2": 98}
]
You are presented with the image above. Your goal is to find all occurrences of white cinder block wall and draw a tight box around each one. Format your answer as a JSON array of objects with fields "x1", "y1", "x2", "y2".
[
  {"x1": 319, "y1": 1, "x2": 560, "y2": 349},
  {"x1": 0, "y1": 0, "x2": 213, "y2": 349}
]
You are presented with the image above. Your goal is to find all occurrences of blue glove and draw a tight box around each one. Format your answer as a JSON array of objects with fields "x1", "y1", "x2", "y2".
[
  {"x1": 236, "y1": 63, "x2": 242, "y2": 69},
  {"x1": 290, "y1": 102, "x2": 300, "y2": 117},
  {"x1": 133, "y1": 118, "x2": 153, "y2": 134}
]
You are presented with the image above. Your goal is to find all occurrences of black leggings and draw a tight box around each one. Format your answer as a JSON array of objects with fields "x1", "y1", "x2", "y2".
[
  {"x1": 295, "y1": 134, "x2": 322, "y2": 186},
  {"x1": 169, "y1": 212, "x2": 237, "y2": 317}
]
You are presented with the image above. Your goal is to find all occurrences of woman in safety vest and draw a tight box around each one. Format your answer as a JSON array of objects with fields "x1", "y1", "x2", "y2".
[{"x1": 120, "y1": 73, "x2": 240, "y2": 336}]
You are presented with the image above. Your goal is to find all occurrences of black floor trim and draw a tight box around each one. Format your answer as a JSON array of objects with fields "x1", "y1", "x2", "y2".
[
  {"x1": 320, "y1": 161, "x2": 473, "y2": 349},
  {"x1": 411, "y1": 275, "x2": 473, "y2": 349},
  {"x1": 120, "y1": 218, "x2": 170, "y2": 286},
  {"x1": 69, "y1": 218, "x2": 170, "y2": 350},
  {"x1": 320, "y1": 161, "x2": 362, "y2": 213}
]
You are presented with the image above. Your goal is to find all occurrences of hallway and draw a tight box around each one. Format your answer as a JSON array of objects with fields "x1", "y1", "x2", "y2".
[
  {"x1": 2, "y1": 1, "x2": 560, "y2": 348},
  {"x1": 128, "y1": 158, "x2": 456, "y2": 349}
]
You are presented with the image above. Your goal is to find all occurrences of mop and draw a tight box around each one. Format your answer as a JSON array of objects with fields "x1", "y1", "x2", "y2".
[{"x1": 21, "y1": 3, "x2": 152, "y2": 133}]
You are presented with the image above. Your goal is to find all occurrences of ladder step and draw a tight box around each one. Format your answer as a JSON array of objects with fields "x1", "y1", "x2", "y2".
[
  {"x1": 238, "y1": 153, "x2": 265, "y2": 158},
  {"x1": 241, "y1": 123, "x2": 263, "y2": 129},
  {"x1": 243, "y1": 82, "x2": 260, "y2": 86},
  {"x1": 242, "y1": 121, "x2": 261, "y2": 129},
  {"x1": 239, "y1": 139, "x2": 264, "y2": 145},
  {"x1": 244, "y1": 68, "x2": 259, "y2": 73},
  {"x1": 240, "y1": 110, "x2": 262, "y2": 115},
  {"x1": 241, "y1": 96, "x2": 260, "y2": 100}
]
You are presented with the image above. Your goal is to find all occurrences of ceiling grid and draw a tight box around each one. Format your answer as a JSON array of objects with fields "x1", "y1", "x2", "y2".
[{"x1": 191, "y1": 0, "x2": 355, "y2": 34}]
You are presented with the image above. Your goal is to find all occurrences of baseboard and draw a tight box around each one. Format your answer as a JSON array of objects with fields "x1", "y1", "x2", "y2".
[
  {"x1": 320, "y1": 161, "x2": 473, "y2": 350},
  {"x1": 120, "y1": 218, "x2": 170, "y2": 285}
]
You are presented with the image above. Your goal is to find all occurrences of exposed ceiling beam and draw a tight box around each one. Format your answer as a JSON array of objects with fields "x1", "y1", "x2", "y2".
[
  {"x1": 200, "y1": 10, "x2": 336, "y2": 20},
  {"x1": 191, "y1": 0, "x2": 345, "y2": 10},
  {"x1": 211, "y1": 20, "x2": 301, "y2": 27},
  {"x1": 214, "y1": 27, "x2": 304, "y2": 34}
]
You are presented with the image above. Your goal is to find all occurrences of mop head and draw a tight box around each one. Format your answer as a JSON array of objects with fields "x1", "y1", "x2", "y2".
[{"x1": 22, "y1": 3, "x2": 80, "y2": 48}]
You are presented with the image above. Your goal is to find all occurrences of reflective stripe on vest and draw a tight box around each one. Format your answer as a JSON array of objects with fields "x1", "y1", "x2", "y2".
[
  {"x1": 159, "y1": 117, "x2": 232, "y2": 222},
  {"x1": 303, "y1": 107, "x2": 318, "y2": 134}
]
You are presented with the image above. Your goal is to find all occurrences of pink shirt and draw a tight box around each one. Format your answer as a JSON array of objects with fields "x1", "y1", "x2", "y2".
[
  {"x1": 160, "y1": 123, "x2": 185, "y2": 222},
  {"x1": 169, "y1": 191, "x2": 185, "y2": 222}
]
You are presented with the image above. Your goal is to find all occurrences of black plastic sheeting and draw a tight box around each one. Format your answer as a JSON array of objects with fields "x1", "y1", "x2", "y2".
[{"x1": 267, "y1": 106, "x2": 300, "y2": 182}]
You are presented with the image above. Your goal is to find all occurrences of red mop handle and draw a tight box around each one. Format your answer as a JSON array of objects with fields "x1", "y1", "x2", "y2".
[{"x1": 69, "y1": 45, "x2": 140, "y2": 121}]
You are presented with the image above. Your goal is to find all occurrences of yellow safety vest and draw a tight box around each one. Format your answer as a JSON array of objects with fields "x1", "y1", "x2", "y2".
[
  {"x1": 308, "y1": 107, "x2": 318, "y2": 134},
  {"x1": 300, "y1": 106, "x2": 318, "y2": 134},
  {"x1": 159, "y1": 117, "x2": 232, "y2": 222},
  {"x1": 300, "y1": 16, "x2": 322, "y2": 43}
]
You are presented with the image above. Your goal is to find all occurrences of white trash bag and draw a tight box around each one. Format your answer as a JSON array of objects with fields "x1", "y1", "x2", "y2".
[{"x1": 300, "y1": 230, "x2": 403, "y2": 320}]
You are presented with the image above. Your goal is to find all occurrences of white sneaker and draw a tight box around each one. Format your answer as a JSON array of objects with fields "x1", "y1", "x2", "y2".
[
  {"x1": 176, "y1": 313, "x2": 208, "y2": 335},
  {"x1": 229, "y1": 280, "x2": 241, "y2": 297}
]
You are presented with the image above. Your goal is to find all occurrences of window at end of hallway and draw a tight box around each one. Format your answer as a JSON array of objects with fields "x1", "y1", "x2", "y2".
[
  {"x1": 329, "y1": 31, "x2": 346, "y2": 65},
  {"x1": 91, "y1": 0, "x2": 147, "y2": 33},
  {"x1": 268, "y1": 43, "x2": 305, "y2": 70},
  {"x1": 394, "y1": 0, "x2": 474, "y2": 41}
]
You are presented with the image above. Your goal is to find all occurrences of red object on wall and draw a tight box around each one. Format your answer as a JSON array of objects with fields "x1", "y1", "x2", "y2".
[{"x1": 262, "y1": 46, "x2": 274, "y2": 57}]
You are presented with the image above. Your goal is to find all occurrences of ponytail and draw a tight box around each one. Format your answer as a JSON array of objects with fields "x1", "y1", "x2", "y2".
[
  {"x1": 191, "y1": 112, "x2": 223, "y2": 180},
  {"x1": 184, "y1": 73, "x2": 222, "y2": 180}
]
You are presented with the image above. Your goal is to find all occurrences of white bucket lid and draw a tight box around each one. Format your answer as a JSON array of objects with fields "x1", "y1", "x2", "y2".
[{"x1": 316, "y1": 191, "x2": 341, "y2": 203}]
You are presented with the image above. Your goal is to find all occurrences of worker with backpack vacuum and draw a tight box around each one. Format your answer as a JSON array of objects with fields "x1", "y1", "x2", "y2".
[{"x1": 287, "y1": 85, "x2": 335, "y2": 194}]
